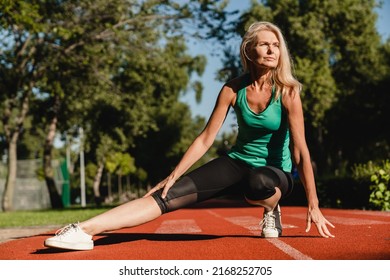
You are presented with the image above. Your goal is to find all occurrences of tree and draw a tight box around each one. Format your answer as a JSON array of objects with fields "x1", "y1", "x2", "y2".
[
  {"x1": 1, "y1": 0, "x2": 232, "y2": 210},
  {"x1": 0, "y1": 1, "x2": 49, "y2": 211},
  {"x1": 325, "y1": 37, "x2": 390, "y2": 170},
  {"x1": 104, "y1": 152, "x2": 136, "y2": 201}
]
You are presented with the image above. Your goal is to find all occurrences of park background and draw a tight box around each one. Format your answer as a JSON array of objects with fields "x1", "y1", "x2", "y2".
[{"x1": 1, "y1": 0, "x2": 389, "y2": 212}]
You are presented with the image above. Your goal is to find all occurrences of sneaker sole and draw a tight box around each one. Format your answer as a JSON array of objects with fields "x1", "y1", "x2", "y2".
[
  {"x1": 44, "y1": 239, "x2": 93, "y2": 250},
  {"x1": 261, "y1": 232, "x2": 279, "y2": 238}
]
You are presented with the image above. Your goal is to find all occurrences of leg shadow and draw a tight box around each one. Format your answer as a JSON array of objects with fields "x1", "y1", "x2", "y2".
[{"x1": 32, "y1": 232, "x2": 257, "y2": 254}]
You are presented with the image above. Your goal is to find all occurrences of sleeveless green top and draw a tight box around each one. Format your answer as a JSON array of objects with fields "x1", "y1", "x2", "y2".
[{"x1": 227, "y1": 78, "x2": 292, "y2": 172}]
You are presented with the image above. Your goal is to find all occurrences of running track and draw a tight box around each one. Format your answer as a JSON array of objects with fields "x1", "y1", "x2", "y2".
[{"x1": 0, "y1": 200, "x2": 389, "y2": 260}]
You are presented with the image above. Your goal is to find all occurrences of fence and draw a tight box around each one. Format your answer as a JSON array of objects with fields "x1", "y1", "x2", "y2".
[{"x1": 0, "y1": 159, "x2": 54, "y2": 210}]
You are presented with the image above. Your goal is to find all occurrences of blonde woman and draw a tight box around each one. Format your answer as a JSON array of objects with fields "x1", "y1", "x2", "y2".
[{"x1": 45, "y1": 21, "x2": 334, "y2": 251}]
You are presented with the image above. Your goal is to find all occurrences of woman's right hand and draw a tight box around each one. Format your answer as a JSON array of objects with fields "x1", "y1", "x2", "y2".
[{"x1": 143, "y1": 174, "x2": 177, "y2": 199}]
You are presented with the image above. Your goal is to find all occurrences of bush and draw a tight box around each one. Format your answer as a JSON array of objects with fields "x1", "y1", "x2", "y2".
[
  {"x1": 279, "y1": 177, "x2": 372, "y2": 209},
  {"x1": 352, "y1": 160, "x2": 390, "y2": 211}
]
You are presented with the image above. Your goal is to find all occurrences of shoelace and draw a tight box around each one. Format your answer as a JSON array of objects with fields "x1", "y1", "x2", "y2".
[
  {"x1": 260, "y1": 212, "x2": 276, "y2": 229},
  {"x1": 54, "y1": 223, "x2": 78, "y2": 236}
]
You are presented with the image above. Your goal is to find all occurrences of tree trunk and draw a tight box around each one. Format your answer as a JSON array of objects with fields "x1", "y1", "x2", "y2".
[
  {"x1": 314, "y1": 125, "x2": 328, "y2": 176},
  {"x1": 2, "y1": 87, "x2": 32, "y2": 211},
  {"x1": 118, "y1": 174, "x2": 123, "y2": 201},
  {"x1": 93, "y1": 162, "x2": 104, "y2": 206},
  {"x1": 126, "y1": 175, "x2": 130, "y2": 193},
  {"x1": 107, "y1": 173, "x2": 112, "y2": 202},
  {"x1": 2, "y1": 137, "x2": 18, "y2": 212},
  {"x1": 43, "y1": 114, "x2": 63, "y2": 209}
]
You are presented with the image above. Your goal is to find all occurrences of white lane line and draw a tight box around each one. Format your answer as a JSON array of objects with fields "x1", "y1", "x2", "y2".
[
  {"x1": 339, "y1": 210, "x2": 390, "y2": 217},
  {"x1": 207, "y1": 210, "x2": 223, "y2": 218},
  {"x1": 222, "y1": 214, "x2": 311, "y2": 260},
  {"x1": 225, "y1": 215, "x2": 297, "y2": 232},
  {"x1": 325, "y1": 216, "x2": 390, "y2": 225},
  {"x1": 266, "y1": 239, "x2": 313, "y2": 260},
  {"x1": 225, "y1": 216, "x2": 262, "y2": 235},
  {"x1": 288, "y1": 214, "x2": 390, "y2": 225},
  {"x1": 155, "y1": 219, "x2": 202, "y2": 234},
  {"x1": 207, "y1": 210, "x2": 298, "y2": 229}
]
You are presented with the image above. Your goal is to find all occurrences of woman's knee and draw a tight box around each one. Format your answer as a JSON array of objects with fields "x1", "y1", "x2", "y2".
[
  {"x1": 245, "y1": 187, "x2": 281, "y2": 207},
  {"x1": 245, "y1": 167, "x2": 280, "y2": 201},
  {"x1": 151, "y1": 176, "x2": 198, "y2": 214}
]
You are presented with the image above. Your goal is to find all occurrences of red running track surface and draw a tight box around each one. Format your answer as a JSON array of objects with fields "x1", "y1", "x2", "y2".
[{"x1": 0, "y1": 200, "x2": 389, "y2": 260}]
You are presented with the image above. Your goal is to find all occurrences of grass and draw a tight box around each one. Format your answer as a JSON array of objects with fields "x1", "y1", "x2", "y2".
[{"x1": 0, "y1": 206, "x2": 112, "y2": 228}]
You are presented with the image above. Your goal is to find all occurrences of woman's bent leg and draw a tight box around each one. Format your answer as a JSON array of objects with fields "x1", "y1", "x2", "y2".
[
  {"x1": 245, "y1": 188, "x2": 282, "y2": 212},
  {"x1": 243, "y1": 167, "x2": 293, "y2": 238},
  {"x1": 244, "y1": 166, "x2": 293, "y2": 211}
]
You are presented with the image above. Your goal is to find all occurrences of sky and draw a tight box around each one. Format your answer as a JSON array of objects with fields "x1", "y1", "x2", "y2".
[{"x1": 180, "y1": 0, "x2": 390, "y2": 136}]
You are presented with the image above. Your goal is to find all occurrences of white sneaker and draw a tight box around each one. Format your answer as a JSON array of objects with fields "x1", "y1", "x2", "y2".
[
  {"x1": 274, "y1": 204, "x2": 282, "y2": 236},
  {"x1": 260, "y1": 210, "x2": 279, "y2": 238},
  {"x1": 44, "y1": 223, "x2": 93, "y2": 250}
]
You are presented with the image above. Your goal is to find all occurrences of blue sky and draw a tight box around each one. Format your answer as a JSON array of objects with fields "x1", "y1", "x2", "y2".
[{"x1": 181, "y1": 0, "x2": 390, "y2": 136}]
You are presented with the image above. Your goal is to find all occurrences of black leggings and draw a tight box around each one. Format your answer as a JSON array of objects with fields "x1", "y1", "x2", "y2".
[{"x1": 152, "y1": 156, "x2": 294, "y2": 214}]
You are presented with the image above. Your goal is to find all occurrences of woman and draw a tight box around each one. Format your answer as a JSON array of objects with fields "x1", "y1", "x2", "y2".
[{"x1": 45, "y1": 21, "x2": 334, "y2": 251}]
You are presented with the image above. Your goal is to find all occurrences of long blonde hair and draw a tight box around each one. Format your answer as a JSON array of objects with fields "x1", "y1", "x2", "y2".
[{"x1": 240, "y1": 21, "x2": 302, "y2": 98}]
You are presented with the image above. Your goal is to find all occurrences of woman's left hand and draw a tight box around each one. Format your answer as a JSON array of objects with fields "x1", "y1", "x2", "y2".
[
  {"x1": 305, "y1": 207, "x2": 335, "y2": 238},
  {"x1": 143, "y1": 174, "x2": 176, "y2": 199}
]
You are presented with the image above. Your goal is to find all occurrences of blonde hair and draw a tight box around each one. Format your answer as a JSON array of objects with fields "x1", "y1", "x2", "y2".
[{"x1": 240, "y1": 21, "x2": 302, "y2": 97}]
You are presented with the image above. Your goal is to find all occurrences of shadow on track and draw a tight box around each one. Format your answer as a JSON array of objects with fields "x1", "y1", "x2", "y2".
[{"x1": 31, "y1": 232, "x2": 319, "y2": 255}]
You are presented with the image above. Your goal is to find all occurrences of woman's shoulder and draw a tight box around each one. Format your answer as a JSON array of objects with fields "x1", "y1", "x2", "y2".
[
  {"x1": 223, "y1": 73, "x2": 250, "y2": 93},
  {"x1": 281, "y1": 88, "x2": 302, "y2": 111}
]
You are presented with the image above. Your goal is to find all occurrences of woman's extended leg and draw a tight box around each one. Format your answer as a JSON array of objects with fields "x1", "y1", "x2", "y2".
[
  {"x1": 44, "y1": 196, "x2": 162, "y2": 250},
  {"x1": 44, "y1": 156, "x2": 247, "y2": 250},
  {"x1": 80, "y1": 196, "x2": 162, "y2": 236},
  {"x1": 81, "y1": 156, "x2": 247, "y2": 236}
]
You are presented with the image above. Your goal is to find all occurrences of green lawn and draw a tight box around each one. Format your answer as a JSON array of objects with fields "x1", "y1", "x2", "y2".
[{"x1": 0, "y1": 206, "x2": 111, "y2": 228}]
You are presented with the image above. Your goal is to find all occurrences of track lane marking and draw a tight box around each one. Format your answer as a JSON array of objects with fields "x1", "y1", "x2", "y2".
[
  {"x1": 155, "y1": 219, "x2": 202, "y2": 233},
  {"x1": 208, "y1": 210, "x2": 312, "y2": 260},
  {"x1": 266, "y1": 239, "x2": 313, "y2": 260},
  {"x1": 287, "y1": 214, "x2": 390, "y2": 225},
  {"x1": 339, "y1": 210, "x2": 390, "y2": 217}
]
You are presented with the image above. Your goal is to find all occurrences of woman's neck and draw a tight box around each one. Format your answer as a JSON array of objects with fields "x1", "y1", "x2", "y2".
[{"x1": 249, "y1": 68, "x2": 273, "y2": 91}]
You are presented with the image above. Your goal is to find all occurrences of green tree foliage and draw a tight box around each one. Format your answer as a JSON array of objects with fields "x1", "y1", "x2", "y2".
[
  {"x1": 352, "y1": 160, "x2": 390, "y2": 210},
  {"x1": 3, "y1": 0, "x2": 386, "y2": 211},
  {"x1": 0, "y1": 0, "x2": 50, "y2": 210},
  {"x1": 0, "y1": 0, "x2": 231, "y2": 210}
]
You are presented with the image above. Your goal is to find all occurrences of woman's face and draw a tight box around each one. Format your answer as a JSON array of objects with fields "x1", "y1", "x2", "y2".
[{"x1": 250, "y1": 30, "x2": 280, "y2": 69}]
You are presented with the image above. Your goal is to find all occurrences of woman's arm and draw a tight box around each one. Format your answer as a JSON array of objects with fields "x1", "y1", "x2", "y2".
[
  {"x1": 144, "y1": 84, "x2": 235, "y2": 198},
  {"x1": 283, "y1": 90, "x2": 335, "y2": 238}
]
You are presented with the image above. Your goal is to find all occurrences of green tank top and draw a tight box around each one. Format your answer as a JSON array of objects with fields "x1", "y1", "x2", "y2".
[{"x1": 227, "y1": 78, "x2": 292, "y2": 172}]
